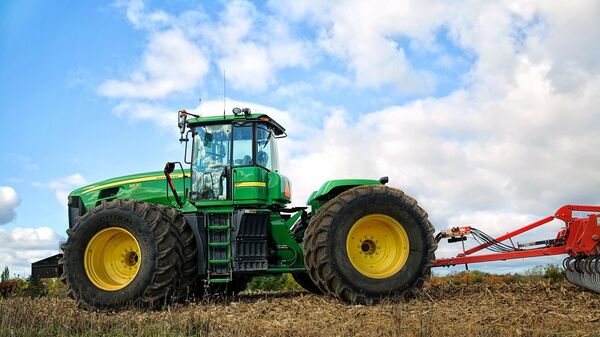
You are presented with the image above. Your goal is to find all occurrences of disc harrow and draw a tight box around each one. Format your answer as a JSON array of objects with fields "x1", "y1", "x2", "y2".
[
  {"x1": 564, "y1": 256, "x2": 600, "y2": 292},
  {"x1": 435, "y1": 205, "x2": 600, "y2": 294}
]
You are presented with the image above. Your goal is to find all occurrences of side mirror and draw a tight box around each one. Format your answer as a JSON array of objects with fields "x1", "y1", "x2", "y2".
[{"x1": 178, "y1": 111, "x2": 188, "y2": 142}]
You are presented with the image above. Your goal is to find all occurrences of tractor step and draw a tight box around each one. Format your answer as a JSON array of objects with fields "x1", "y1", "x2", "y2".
[
  {"x1": 208, "y1": 278, "x2": 232, "y2": 283},
  {"x1": 208, "y1": 225, "x2": 230, "y2": 230},
  {"x1": 208, "y1": 242, "x2": 230, "y2": 247},
  {"x1": 209, "y1": 259, "x2": 231, "y2": 264}
]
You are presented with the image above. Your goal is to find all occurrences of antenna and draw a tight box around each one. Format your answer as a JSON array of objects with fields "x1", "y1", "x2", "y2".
[{"x1": 223, "y1": 70, "x2": 226, "y2": 118}]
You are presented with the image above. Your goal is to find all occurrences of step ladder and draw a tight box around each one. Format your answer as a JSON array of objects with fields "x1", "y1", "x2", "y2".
[{"x1": 206, "y1": 212, "x2": 233, "y2": 284}]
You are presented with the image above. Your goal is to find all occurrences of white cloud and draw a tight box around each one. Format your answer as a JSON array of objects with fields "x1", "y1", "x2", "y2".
[
  {"x1": 0, "y1": 186, "x2": 20, "y2": 225},
  {"x1": 103, "y1": 0, "x2": 313, "y2": 96},
  {"x1": 98, "y1": 28, "x2": 209, "y2": 99},
  {"x1": 33, "y1": 174, "x2": 88, "y2": 207},
  {"x1": 268, "y1": 0, "x2": 447, "y2": 93},
  {"x1": 112, "y1": 101, "x2": 178, "y2": 131},
  {"x1": 202, "y1": 0, "x2": 313, "y2": 92},
  {"x1": 118, "y1": 0, "x2": 173, "y2": 30},
  {"x1": 97, "y1": 0, "x2": 600, "y2": 273},
  {"x1": 0, "y1": 227, "x2": 64, "y2": 277}
]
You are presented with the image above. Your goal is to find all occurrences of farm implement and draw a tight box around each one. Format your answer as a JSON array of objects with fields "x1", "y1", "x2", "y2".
[
  {"x1": 31, "y1": 107, "x2": 599, "y2": 311},
  {"x1": 435, "y1": 205, "x2": 600, "y2": 292}
]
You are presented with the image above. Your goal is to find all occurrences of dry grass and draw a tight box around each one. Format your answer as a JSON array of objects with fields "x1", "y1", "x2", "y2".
[{"x1": 1, "y1": 282, "x2": 599, "y2": 337}]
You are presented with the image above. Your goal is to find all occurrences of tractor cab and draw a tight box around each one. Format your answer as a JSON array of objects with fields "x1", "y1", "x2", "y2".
[{"x1": 180, "y1": 108, "x2": 290, "y2": 206}]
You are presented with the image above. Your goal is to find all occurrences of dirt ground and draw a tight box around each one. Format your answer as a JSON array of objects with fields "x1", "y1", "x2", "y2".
[{"x1": 1, "y1": 282, "x2": 599, "y2": 337}]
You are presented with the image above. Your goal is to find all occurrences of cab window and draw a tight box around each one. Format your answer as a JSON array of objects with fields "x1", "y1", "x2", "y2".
[{"x1": 256, "y1": 125, "x2": 279, "y2": 171}]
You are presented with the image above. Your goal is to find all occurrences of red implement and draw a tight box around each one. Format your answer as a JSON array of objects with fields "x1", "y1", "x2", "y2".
[{"x1": 434, "y1": 205, "x2": 600, "y2": 267}]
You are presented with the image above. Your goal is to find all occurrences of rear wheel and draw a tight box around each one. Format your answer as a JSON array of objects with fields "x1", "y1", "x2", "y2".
[
  {"x1": 60, "y1": 200, "x2": 183, "y2": 311},
  {"x1": 303, "y1": 185, "x2": 436, "y2": 304}
]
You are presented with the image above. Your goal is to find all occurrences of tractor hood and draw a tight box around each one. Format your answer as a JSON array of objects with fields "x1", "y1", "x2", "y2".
[
  {"x1": 70, "y1": 171, "x2": 179, "y2": 197},
  {"x1": 68, "y1": 170, "x2": 188, "y2": 223}
]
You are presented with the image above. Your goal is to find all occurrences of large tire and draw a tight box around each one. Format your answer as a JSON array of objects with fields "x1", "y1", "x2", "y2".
[
  {"x1": 303, "y1": 185, "x2": 436, "y2": 304},
  {"x1": 60, "y1": 200, "x2": 183, "y2": 311},
  {"x1": 155, "y1": 205, "x2": 198, "y2": 301},
  {"x1": 292, "y1": 272, "x2": 323, "y2": 294}
]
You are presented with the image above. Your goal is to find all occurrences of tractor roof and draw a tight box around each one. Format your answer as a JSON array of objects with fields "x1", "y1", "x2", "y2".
[{"x1": 187, "y1": 113, "x2": 286, "y2": 136}]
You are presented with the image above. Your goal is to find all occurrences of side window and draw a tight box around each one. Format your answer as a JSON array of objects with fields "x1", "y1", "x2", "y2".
[
  {"x1": 191, "y1": 124, "x2": 231, "y2": 201},
  {"x1": 233, "y1": 125, "x2": 253, "y2": 166},
  {"x1": 257, "y1": 125, "x2": 277, "y2": 170}
]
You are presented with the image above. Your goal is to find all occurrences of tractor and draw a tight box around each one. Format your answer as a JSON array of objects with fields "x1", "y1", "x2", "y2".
[
  {"x1": 31, "y1": 107, "x2": 600, "y2": 311},
  {"x1": 31, "y1": 108, "x2": 436, "y2": 310}
]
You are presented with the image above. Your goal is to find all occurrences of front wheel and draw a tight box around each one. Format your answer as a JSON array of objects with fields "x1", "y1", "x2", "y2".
[
  {"x1": 303, "y1": 185, "x2": 436, "y2": 304},
  {"x1": 60, "y1": 200, "x2": 183, "y2": 311}
]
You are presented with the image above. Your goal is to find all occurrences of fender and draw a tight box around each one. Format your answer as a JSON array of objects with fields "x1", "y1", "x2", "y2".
[{"x1": 306, "y1": 179, "x2": 382, "y2": 213}]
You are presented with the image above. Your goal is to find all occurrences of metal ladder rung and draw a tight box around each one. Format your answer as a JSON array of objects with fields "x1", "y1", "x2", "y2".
[
  {"x1": 208, "y1": 242, "x2": 230, "y2": 247},
  {"x1": 209, "y1": 259, "x2": 231, "y2": 264},
  {"x1": 208, "y1": 225, "x2": 230, "y2": 230},
  {"x1": 209, "y1": 278, "x2": 232, "y2": 283}
]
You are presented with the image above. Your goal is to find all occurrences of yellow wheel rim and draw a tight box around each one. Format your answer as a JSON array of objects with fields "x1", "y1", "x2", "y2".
[
  {"x1": 84, "y1": 227, "x2": 142, "y2": 291},
  {"x1": 346, "y1": 214, "x2": 410, "y2": 279}
]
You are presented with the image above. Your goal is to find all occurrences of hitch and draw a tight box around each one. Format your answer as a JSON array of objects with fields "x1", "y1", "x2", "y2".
[{"x1": 436, "y1": 226, "x2": 471, "y2": 243}]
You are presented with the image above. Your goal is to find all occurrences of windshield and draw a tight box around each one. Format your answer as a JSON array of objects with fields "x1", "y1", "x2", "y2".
[
  {"x1": 190, "y1": 122, "x2": 280, "y2": 202},
  {"x1": 191, "y1": 124, "x2": 231, "y2": 201}
]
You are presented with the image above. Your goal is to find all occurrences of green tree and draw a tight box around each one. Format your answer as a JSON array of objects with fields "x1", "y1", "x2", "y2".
[
  {"x1": 24, "y1": 276, "x2": 47, "y2": 297},
  {"x1": 543, "y1": 264, "x2": 565, "y2": 283},
  {"x1": 0, "y1": 266, "x2": 9, "y2": 282}
]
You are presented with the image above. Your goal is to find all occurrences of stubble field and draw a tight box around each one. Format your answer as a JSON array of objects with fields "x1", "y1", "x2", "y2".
[{"x1": 1, "y1": 281, "x2": 599, "y2": 337}]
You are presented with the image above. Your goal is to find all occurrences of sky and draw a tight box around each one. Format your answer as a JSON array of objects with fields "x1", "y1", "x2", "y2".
[{"x1": 1, "y1": 0, "x2": 599, "y2": 277}]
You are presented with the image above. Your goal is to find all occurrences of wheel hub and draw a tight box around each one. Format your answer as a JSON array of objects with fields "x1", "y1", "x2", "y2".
[
  {"x1": 84, "y1": 227, "x2": 142, "y2": 291},
  {"x1": 346, "y1": 214, "x2": 410, "y2": 279},
  {"x1": 361, "y1": 240, "x2": 376, "y2": 254}
]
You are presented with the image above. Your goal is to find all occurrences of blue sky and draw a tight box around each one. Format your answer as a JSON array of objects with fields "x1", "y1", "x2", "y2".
[{"x1": 1, "y1": 0, "x2": 599, "y2": 276}]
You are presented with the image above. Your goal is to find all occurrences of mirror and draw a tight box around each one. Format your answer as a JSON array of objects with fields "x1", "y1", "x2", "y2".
[{"x1": 178, "y1": 111, "x2": 187, "y2": 142}]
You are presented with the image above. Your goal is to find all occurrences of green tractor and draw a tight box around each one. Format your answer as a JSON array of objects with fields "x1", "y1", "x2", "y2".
[{"x1": 32, "y1": 107, "x2": 436, "y2": 310}]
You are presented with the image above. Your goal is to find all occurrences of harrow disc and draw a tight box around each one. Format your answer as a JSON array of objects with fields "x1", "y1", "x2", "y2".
[{"x1": 564, "y1": 256, "x2": 600, "y2": 293}]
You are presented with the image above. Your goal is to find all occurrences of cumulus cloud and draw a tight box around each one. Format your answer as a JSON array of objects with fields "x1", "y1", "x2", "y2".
[
  {"x1": 0, "y1": 227, "x2": 63, "y2": 276},
  {"x1": 112, "y1": 101, "x2": 178, "y2": 131},
  {"x1": 98, "y1": 0, "x2": 600, "y2": 272},
  {"x1": 268, "y1": 0, "x2": 450, "y2": 93},
  {"x1": 98, "y1": 28, "x2": 209, "y2": 99},
  {"x1": 0, "y1": 186, "x2": 20, "y2": 225},
  {"x1": 100, "y1": 0, "x2": 313, "y2": 98},
  {"x1": 205, "y1": 0, "x2": 312, "y2": 92},
  {"x1": 33, "y1": 174, "x2": 88, "y2": 207}
]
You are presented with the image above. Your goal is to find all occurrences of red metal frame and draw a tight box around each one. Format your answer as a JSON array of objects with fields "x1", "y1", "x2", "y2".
[{"x1": 434, "y1": 205, "x2": 600, "y2": 267}]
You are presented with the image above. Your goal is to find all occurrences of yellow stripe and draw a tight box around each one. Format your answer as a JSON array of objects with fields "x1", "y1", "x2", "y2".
[
  {"x1": 234, "y1": 182, "x2": 267, "y2": 188},
  {"x1": 82, "y1": 173, "x2": 184, "y2": 195}
]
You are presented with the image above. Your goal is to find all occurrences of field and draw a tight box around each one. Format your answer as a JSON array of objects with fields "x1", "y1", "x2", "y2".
[{"x1": 1, "y1": 279, "x2": 599, "y2": 337}]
